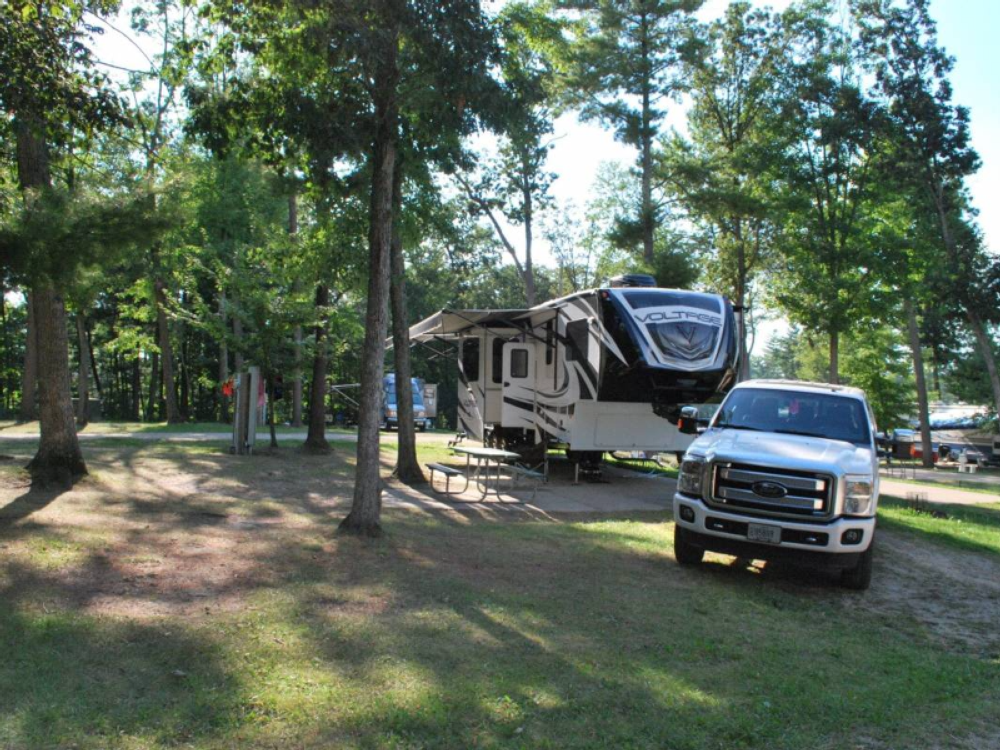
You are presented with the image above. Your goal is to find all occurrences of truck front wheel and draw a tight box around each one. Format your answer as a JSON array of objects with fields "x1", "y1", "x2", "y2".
[
  {"x1": 840, "y1": 543, "x2": 874, "y2": 591},
  {"x1": 674, "y1": 526, "x2": 705, "y2": 566}
]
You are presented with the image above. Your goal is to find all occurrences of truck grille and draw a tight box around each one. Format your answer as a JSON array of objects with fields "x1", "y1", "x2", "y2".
[{"x1": 709, "y1": 463, "x2": 834, "y2": 520}]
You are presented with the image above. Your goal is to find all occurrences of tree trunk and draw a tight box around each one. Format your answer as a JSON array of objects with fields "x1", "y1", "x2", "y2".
[
  {"x1": 292, "y1": 324, "x2": 304, "y2": 428},
  {"x1": 905, "y1": 300, "x2": 934, "y2": 468},
  {"x1": 147, "y1": 349, "x2": 160, "y2": 421},
  {"x1": 179, "y1": 299, "x2": 190, "y2": 417},
  {"x1": 639, "y1": 18, "x2": 655, "y2": 265},
  {"x1": 76, "y1": 313, "x2": 89, "y2": 427},
  {"x1": 341, "y1": 4, "x2": 399, "y2": 537},
  {"x1": 0, "y1": 286, "x2": 6, "y2": 412},
  {"x1": 232, "y1": 299, "x2": 244, "y2": 375},
  {"x1": 929, "y1": 182, "x2": 1000, "y2": 420},
  {"x1": 931, "y1": 350, "x2": 942, "y2": 398},
  {"x1": 15, "y1": 115, "x2": 86, "y2": 484},
  {"x1": 131, "y1": 356, "x2": 141, "y2": 421},
  {"x1": 522, "y1": 176, "x2": 537, "y2": 307},
  {"x1": 18, "y1": 289, "x2": 38, "y2": 422},
  {"x1": 218, "y1": 288, "x2": 229, "y2": 422},
  {"x1": 640, "y1": 98, "x2": 654, "y2": 265},
  {"x1": 289, "y1": 191, "x2": 304, "y2": 428},
  {"x1": 389, "y1": 161, "x2": 425, "y2": 485},
  {"x1": 829, "y1": 331, "x2": 839, "y2": 385},
  {"x1": 303, "y1": 284, "x2": 331, "y2": 453},
  {"x1": 86, "y1": 319, "x2": 102, "y2": 401},
  {"x1": 26, "y1": 286, "x2": 87, "y2": 484},
  {"x1": 267, "y1": 374, "x2": 279, "y2": 449},
  {"x1": 154, "y1": 278, "x2": 182, "y2": 423},
  {"x1": 966, "y1": 308, "x2": 1000, "y2": 421},
  {"x1": 734, "y1": 219, "x2": 750, "y2": 380}
]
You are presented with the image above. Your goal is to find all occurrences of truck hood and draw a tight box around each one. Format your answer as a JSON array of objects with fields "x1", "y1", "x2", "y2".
[{"x1": 691, "y1": 428, "x2": 875, "y2": 477}]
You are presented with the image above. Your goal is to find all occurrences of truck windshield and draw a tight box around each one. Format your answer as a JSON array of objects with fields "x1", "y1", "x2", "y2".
[{"x1": 713, "y1": 388, "x2": 870, "y2": 445}]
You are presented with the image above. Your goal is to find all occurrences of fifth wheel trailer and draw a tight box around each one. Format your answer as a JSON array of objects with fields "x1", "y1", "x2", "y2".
[{"x1": 409, "y1": 277, "x2": 740, "y2": 465}]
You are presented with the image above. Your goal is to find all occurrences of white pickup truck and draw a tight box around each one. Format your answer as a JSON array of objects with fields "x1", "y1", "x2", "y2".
[{"x1": 673, "y1": 379, "x2": 879, "y2": 589}]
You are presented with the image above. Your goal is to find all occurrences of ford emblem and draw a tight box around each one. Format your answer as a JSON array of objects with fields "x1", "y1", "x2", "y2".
[{"x1": 752, "y1": 481, "x2": 787, "y2": 499}]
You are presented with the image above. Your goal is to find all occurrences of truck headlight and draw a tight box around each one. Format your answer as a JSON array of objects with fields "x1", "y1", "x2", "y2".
[
  {"x1": 844, "y1": 476, "x2": 874, "y2": 515},
  {"x1": 678, "y1": 457, "x2": 705, "y2": 498}
]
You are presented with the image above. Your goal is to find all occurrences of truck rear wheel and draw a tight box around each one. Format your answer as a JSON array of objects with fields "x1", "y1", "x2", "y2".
[
  {"x1": 840, "y1": 543, "x2": 874, "y2": 591},
  {"x1": 674, "y1": 526, "x2": 705, "y2": 566}
]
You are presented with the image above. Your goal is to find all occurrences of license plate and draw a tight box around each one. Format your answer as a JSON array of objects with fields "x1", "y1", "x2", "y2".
[{"x1": 747, "y1": 523, "x2": 781, "y2": 544}]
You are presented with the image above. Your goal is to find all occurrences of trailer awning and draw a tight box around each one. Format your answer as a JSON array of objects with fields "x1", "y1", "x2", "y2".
[{"x1": 409, "y1": 307, "x2": 557, "y2": 342}]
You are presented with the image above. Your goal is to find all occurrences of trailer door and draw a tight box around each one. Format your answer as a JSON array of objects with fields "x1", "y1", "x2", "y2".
[{"x1": 501, "y1": 343, "x2": 536, "y2": 430}]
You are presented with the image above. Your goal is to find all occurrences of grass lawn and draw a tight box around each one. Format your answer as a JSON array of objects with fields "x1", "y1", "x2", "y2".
[
  {"x1": 1, "y1": 440, "x2": 999, "y2": 749},
  {"x1": 878, "y1": 495, "x2": 1000, "y2": 558}
]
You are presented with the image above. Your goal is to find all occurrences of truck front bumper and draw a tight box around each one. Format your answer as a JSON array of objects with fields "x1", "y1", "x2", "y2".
[{"x1": 674, "y1": 493, "x2": 875, "y2": 564}]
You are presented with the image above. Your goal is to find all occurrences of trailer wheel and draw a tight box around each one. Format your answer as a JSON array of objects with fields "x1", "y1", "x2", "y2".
[{"x1": 674, "y1": 526, "x2": 705, "y2": 566}]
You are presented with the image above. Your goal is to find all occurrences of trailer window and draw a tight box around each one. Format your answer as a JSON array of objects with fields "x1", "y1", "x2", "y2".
[
  {"x1": 545, "y1": 322, "x2": 553, "y2": 365},
  {"x1": 566, "y1": 320, "x2": 590, "y2": 362},
  {"x1": 510, "y1": 348, "x2": 529, "y2": 378},
  {"x1": 492, "y1": 338, "x2": 504, "y2": 384},
  {"x1": 461, "y1": 339, "x2": 480, "y2": 382}
]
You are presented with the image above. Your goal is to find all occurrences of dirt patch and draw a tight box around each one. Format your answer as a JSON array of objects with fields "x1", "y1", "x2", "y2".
[{"x1": 855, "y1": 530, "x2": 1000, "y2": 659}]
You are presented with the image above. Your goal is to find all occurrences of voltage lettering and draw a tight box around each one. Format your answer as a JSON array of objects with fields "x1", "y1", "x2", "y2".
[{"x1": 636, "y1": 310, "x2": 721, "y2": 325}]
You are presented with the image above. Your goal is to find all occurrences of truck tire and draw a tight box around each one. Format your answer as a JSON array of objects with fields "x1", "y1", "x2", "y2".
[
  {"x1": 840, "y1": 543, "x2": 874, "y2": 591},
  {"x1": 674, "y1": 525, "x2": 705, "y2": 566}
]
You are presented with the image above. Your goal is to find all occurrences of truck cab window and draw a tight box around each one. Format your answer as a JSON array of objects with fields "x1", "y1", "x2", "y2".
[{"x1": 461, "y1": 339, "x2": 480, "y2": 382}]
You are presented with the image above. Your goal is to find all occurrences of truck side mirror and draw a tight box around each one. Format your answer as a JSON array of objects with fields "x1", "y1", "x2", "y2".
[{"x1": 678, "y1": 406, "x2": 701, "y2": 435}]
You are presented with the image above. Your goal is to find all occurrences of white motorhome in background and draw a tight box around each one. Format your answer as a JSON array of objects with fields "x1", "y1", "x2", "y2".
[{"x1": 409, "y1": 275, "x2": 741, "y2": 465}]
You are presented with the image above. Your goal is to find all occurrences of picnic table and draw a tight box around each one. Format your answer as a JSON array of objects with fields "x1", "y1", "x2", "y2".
[{"x1": 451, "y1": 445, "x2": 523, "y2": 502}]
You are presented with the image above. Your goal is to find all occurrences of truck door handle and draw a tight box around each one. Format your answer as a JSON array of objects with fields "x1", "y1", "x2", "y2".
[{"x1": 503, "y1": 382, "x2": 511, "y2": 387}]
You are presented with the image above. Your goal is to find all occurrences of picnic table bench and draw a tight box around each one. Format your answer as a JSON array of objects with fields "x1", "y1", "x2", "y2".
[
  {"x1": 426, "y1": 462, "x2": 469, "y2": 495},
  {"x1": 425, "y1": 446, "x2": 546, "y2": 503}
]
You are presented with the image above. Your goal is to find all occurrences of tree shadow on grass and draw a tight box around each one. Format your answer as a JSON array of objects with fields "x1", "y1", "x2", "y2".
[
  {"x1": 2, "y1": 439, "x2": 997, "y2": 749},
  {"x1": 243, "y1": 517, "x2": 997, "y2": 750},
  {"x1": 0, "y1": 483, "x2": 75, "y2": 528},
  {"x1": 0, "y1": 562, "x2": 244, "y2": 749}
]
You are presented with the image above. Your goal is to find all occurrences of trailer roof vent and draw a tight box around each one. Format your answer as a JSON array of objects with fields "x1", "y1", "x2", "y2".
[{"x1": 608, "y1": 273, "x2": 657, "y2": 288}]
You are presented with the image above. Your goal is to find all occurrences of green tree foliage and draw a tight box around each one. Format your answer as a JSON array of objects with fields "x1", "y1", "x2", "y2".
[
  {"x1": 458, "y1": 2, "x2": 561, "y2": 306},
  {"x1": 841, "y1": 325, "x2": 914, "y2": 430},
  {"x1": 943, "y1": 340, "x2": 1000, "y2": 419},
  {"x1": 660, "y1": 2, "x2": 786, "y2": 376},
  {"x1": 854, "y1": 0, "x2": 1000, "y2": 418},
  {"x1": 585, "y1": 162, "x2": 700, "y2": 288},
  {"x1": 750, "y1": 328, "x2": 803, "y2": 381},
  {"x1": 557, "y1": 0, "x2": 704, "y2": 264},
  {"x1": 767, "y1": 6, "x2": 886, "y2": 384},
  {"x1": 0, "y1": 0, "x2": 132, "y2": 484}
]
